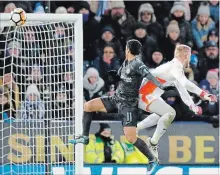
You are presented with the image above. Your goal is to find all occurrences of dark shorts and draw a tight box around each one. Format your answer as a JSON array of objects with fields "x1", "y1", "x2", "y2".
[{"x1": 101, "y1": 96, "x2": 138, "y2": 127}]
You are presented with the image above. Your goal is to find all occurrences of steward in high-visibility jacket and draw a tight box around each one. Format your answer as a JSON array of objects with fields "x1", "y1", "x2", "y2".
[
  {"x1": 84, "y1": 123, "x2": 124, "y2": 163},
  {"x1": 121, "y1": 139, "x2": 148, "y2": 164}
]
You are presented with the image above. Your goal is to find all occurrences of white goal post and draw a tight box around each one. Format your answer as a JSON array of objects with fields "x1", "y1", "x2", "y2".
[{"x1": 0, "y1": 13, "x2": 84, "y2": 175}]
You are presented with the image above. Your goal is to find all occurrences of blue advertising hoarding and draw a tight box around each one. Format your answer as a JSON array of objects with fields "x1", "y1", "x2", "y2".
[{"x1": 0, "y1": 164, "x2": 219, "y2": 175}]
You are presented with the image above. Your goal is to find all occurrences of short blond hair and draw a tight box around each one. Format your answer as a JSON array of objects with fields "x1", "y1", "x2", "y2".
[{"x1": 174, "y1": 44, "x2": 191, "y2": 57}]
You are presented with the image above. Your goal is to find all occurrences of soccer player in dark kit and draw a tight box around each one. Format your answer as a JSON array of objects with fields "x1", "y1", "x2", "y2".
[{"x1": 69, "y1": 39, "x2": 165, "y2": 173}]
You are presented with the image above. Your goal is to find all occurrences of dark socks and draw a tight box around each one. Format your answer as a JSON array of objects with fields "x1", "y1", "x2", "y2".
[
  {"x1": 133, "y1": 138, "x2": 155, "y2": 161},
  {"x1": 82, "y1": 111, "x2": 94, "y2": 136}
]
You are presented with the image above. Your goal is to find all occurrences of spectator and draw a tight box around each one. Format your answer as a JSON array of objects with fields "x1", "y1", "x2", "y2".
[
  {"x1": 209, "y1": 0, "x2": 219, "y2": 24},
  {"x1": 33, "y1": 2, "x2": 45, "y2": 13},
  {"x1": 189, "y1": 54, "x2": 200, "y2": 82},
  {"x1": 88, "y1": 1, "x2": 111, "y2": 21},
  {"x1": 138, "y1": 3, "x2": 164, "y2": 44},
  {"x1": 121, "y1": 139, "x2": 148, "y2": 164},
  {"x1": 83, "y1": 67, "x2": 105, "y2": 102},
  {"x1": 161, "y1": 20, "x2": 182, "y2": 61},
  {"x1": 17, "y1": 84, "x2": 45, "y2": 120},
  {"x1": 4, "y1": 40, "x2": 28, "y2": 100},
  {"x1": 148, "y1": 2, "x2": 173, "y2": 25},
  {"x1": 149, "y1": 48, "x2": 166, "y2": 69},
  {"x1": 85, "y1": 123, "x2": 124, "y2": 163},
  {"x1": 52, "y1": 23, "x2": 72, "y2": 57},
  {"x1": 63, "y1": 64, "x2": 75, "y2": 106},
  {"x1": 26, "y1": 64, "x2": 44, "y2": 90},
  {"x1": 183, "y1": 1, "x2": 192, "y2": 21},
  {"x1": 93, "y1": 44, "x2": 120, "y2": 83},
  {"x1": 207, "y1": 28, "x2": 219, "y2": 47},
  {"x1": 184, "y1": 65, "x2": 195, "y2": 82},
  {"x1": 198, "y1": 41, "x2": 219, "y2": 81},
  {"x1": 127, "y1": 22, "x2": 157, "y2": 66},
  {"x1": 100, "y1": 0, "x2": 136, "y2": 48},
  {"x1": 55, "y1": 6, "x2": 67, "y2": 14},
  {"x1": 191, "y1": 2, "x2": 215, "y2": 50},
  {"x1": 22, "y1": 29, "x2": 41, "y2": 58},
  {"x1": 93, "y1": 26, "x2": 124, "y2": 62},
  {"x1": 0, "y1": 87, "x2": 16, "y2": 121},
  {"x1": 51, "y1": 86, "x2": 73, "y2": 120},
  {"x1": 1, "y1": 73, "x2": 20, "y2": 110},
  {"x1": 3, "y1": 2, "x2": 16, "y2": 13},
  {"x1": 77, "y1": 1, "x2": 100, "y2": 61},
  {"x1": 163, "y1": 1, "x2": 193, "y2": 47},
  {"x1": 199, "y1": 69, "x2": 219, "y2": 115}
]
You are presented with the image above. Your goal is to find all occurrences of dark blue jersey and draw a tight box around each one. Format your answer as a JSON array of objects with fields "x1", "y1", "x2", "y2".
[{"x1": 115, "y1": 56, "x2": 162, "y2": 106}]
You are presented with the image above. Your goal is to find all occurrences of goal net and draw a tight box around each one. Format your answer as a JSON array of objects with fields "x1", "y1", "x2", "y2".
[{"x1": 0, "y1": 14, "x2": 83, "y2": 175}]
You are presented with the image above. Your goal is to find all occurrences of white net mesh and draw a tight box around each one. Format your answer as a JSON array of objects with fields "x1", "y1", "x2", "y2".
[{"x1": 0, "y1": 21, "x2": 77, "y2": 175}]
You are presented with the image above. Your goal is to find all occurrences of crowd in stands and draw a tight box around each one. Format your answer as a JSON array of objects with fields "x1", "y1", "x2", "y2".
[{"x1": 0, "y1": 1, "x2": 219, "y2": 127}]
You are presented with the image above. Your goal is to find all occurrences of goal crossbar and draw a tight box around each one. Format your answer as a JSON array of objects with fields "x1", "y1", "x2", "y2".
[{"x1": 0, "y1": 13, "x2": 84, "y2": 175}]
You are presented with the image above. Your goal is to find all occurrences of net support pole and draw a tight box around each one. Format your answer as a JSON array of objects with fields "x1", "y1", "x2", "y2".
[{"x1": 74, "y1": 14, "x2": 84, "y2": 175}]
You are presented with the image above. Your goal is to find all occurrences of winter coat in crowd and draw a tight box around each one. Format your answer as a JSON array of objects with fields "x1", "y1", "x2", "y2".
[
  {"x1": 100, "y1": 2, "x2": 136, "y2": 48},
  {"x1": 163, "y1": 15, "x2": 193, "y2": 47},
  {"x1": 76, "y1": 1, "x2": 100, "y2": 61},
  {"x1": 51, "y1": 87, "x2": 73, "y2": 120},
  {"x1": 84, "y1": 124, "x2": 124, "y2": 163},
  {"x1": 199, "y1": 69, "x2": 219, "y2": 116},
  {"x1": 207, "y1": 28, "x2": 219, "y2": 47},
  {"x1": 149, "y1": 48, "x2": 166, "y2": 69},
  {"x1": 127, "y1": 22, "x2": 157, "y2": 66},
  {"x1": 83, "y1": 67, "x2": 105, "y2": 101},
  {"x1": 0, "y1": 87, "x2": 16, "y2": 121},
  {"x1": 92, "y1": 45, "x2": 120, "y2": 83},
  {"x1": 93, "y1": 26, "x2": 124, "y2": 61},
  {"x1": 191, "y1": 3, "x2": 216, "y2": 49},
  {"x1": 160, "y1": 36, "x2": 182, "y2": 61},
  {"x1": 198, "y1": 41, "x2": 219, "y2": 81},
  {"x1": 163, "y1": 1, "x2": 193, "y2": 47},
  {"x1": 137, "y1": 3, "x2": 164, "y2": 43},
  {"x1": 191, "y1": 18, "x2": 215, "y2": 49},
  {"x1": 17, "y1": 84, "x2": 45, "y2": 120},
  {"x1": 141, "y1": 1, "x2": 173, "y2": 25},
  {"x1": 209, "y1": 1, "x2": 219, "y2": 23}
]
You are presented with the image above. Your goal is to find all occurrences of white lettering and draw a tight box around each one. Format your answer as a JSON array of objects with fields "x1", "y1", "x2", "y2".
[
  {"x1": 101, "y1": 168, "x2": 113, "y2": 175},
  {"x1": 82, "y1": 167, "x2": 91, "y2": 175},
  {"x1": 155, "y1": 167, "x2": 183, "y2": 175},
  {"x1": 120, "y1": 75, "x2": 132, "y2": 82},
  {"x1": 52, "y1": 167, "x2": 65, "y2": 175},
  {"x1": 117, "y1": 168, "x2": 146, "y2": 175},
  {"x1": 189, "y1": 168, "x2": 219, "y2": 175}
]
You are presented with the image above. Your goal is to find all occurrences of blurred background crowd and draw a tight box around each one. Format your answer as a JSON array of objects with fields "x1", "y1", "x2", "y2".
[{"x1": 0, "y1": 0, "x2": 219, "y2": 163}]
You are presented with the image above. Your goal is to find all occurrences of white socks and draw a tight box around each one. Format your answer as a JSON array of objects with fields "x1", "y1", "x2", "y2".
[
  {"x1": 151, "y1": 112, "x2": 175, "y2": 145},
  {"x1": 137, "y1": 113, "x2": 160, "y2": 132}
]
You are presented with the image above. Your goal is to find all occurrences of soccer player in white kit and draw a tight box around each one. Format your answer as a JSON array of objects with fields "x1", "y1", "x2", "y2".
[{"x1": 137, "y1": 44, "x2": 217, "y2": 160}]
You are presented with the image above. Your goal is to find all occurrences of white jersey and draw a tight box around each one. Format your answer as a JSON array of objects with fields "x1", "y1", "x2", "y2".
[{"x1": 139, "y1": 58, "x2": 202, "y2": 107}]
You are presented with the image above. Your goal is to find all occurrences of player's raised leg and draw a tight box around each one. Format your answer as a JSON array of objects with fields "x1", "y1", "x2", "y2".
[
  {"x1": 69, "y1": 98, "x2": 107, "y2": 145},
  {"x1": 138, "y1": 98, "x2": 176, "y2": 159}
]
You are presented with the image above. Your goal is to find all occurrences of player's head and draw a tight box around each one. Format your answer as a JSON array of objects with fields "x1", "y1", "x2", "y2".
[
  {"x1": 125, "y1": 39, "x2": 142, "y2": 58},
  {"x1": 174, "y1": 44, "x2": 191, "y2": 68}
]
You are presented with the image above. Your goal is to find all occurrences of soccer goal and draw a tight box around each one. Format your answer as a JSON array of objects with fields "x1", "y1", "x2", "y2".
[{"x1": 0, "y1": 13, "x2": 83, "y2": 175}]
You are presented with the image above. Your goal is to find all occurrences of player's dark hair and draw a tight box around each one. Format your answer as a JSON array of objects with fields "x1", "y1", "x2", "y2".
[{"x1": 126, "y1": 39, "x2": 142, "y2": 55}]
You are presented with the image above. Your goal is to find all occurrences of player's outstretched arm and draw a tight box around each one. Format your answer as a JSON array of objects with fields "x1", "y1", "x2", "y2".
[
  {"x1": 173, "y1": 67, "x2": 217, "y2": 102},
  {"x1": 184, "y1": 78, "x2": 217, "y2": 102}
]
